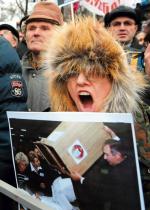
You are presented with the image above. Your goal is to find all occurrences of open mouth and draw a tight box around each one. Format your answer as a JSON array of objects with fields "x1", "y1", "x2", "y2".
[{"x1": 79, "y1": 92, "x2": 93, "y2": 107}]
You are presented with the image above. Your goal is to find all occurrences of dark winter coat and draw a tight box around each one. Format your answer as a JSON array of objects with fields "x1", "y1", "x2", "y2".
[{"x1": 0, "y1": 37, "x2": 27, "y2": 177}]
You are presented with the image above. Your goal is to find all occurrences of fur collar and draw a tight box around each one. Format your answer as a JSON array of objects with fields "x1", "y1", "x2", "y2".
[{"x1": 43, "y1": 17, "x2": 147, "y2": 113}]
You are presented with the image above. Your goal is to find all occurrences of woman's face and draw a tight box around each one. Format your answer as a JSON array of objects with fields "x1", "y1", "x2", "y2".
[{"x1": 67, "y1": 73, "x2": 112, "y2": 112}]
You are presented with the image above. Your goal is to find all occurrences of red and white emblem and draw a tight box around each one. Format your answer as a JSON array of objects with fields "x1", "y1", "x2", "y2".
[
  {"x1": 68, "y1": 140, "x2": 88, "y2": 164},
  {"x1": 72, "y1": 144, "x2": 84, "y2": 159},
  {"x1": 11, "y1": 80, "x2": 23, "y2": 97}
]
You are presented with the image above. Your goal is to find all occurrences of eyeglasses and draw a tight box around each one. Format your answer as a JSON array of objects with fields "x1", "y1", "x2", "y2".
[{"x1": 110, "y1": 21, "x2": 136, "y2": 27}]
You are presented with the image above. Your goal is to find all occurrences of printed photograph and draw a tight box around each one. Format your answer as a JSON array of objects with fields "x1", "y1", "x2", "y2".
[{"x1": 7, "y1": 112, "x2": 145, "y2": 210}]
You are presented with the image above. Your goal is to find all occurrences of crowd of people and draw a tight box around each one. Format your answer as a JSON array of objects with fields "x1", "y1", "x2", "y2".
[
  {"x1": 15, "y1": 147, "x2": 77, "y2": 210},
  {"x1": 0, "y1": 1, "x2": 150, "y2": 210}
]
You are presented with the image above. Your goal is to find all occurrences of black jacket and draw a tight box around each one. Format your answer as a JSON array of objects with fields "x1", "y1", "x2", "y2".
[
  {"x1": 0, "y1": 37, "x2": 27, "y2": 170},
  {"x1": 26, "y1": 163, "x2": 59, "y2": 196},
  {"x1": 73, "y1": 156, "x2": 141, "y2": 210}
]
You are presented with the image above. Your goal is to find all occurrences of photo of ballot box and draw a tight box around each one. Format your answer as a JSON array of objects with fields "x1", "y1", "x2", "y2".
[{"x1": 34, "y1": 121, "x2": 111, "y2": 176}]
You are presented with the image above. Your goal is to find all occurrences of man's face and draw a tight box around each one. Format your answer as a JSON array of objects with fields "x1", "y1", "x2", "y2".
[
  {"x1": 25, "y1": 21, "x2": 55, "y2": 53},
  {"x1": 136, "y1": 31, "x2": 145, "y2": 45},
  {"x1": 34, "y1": 148, "x2": 42, "y2": 158},
  {"x1": 67, "y1": 73, "x2": 112, "y2": 112},
  {"x1": 32, "y1": 157, "x2": 41, "y2": 169},
  {"x1": 0, "y1": 29, "x2": 18, "y2": 48},
  {"x1": 103, "y1": 144, "x2": 121, "y2": 166},
  {"x1": 109, "y1": 17, "x2": 138, "y2": 44}
]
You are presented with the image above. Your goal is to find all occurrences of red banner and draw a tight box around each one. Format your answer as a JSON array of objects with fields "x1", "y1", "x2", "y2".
[{"x1": 80, "y1": 0, "x2": 125, "y2": 15}]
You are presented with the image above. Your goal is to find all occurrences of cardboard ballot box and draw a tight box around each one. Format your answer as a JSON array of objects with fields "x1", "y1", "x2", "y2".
[{"x1": 34, "y1": 122, "x2": 111, "y2": 176}]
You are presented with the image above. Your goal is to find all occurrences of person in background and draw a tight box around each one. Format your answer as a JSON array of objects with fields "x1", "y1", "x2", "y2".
[
  {"x1": 0, "y1": 37, "x2": 28, "y2": 210},
  {"x1": 0, "y1": 24, "x2": 19, "y2": 48},
  {"x1": 143, "y1": 20, "x2": 150, "y2": 78},
  {"x1": 43, "y1": 16, "x2": 150, "y2": 209},
  {"x1": 104, "y1": 5, "x2": 144, "y2": 72},
  {"x1": 143, "y1": 19, "x2": 150, "y2": 35},
  {"x1": 22, "y1": 1, "x2": 63, "y2": 111},
  {"x1": 17, "y1": 16, "x2": 29, "y2": 59},
  {"x1": 139, "y1": 23, "x2": 150, "y2": 106},
  {"x1": 104, "y1": 5, "x2": 150, "y2": 107},
  {"x1": 136, "y1": 31, "x2": 146, "y2": 45}
]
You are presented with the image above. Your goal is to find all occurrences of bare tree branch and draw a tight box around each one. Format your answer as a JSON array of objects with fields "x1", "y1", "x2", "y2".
[{"x1": 15, "y1": 0, "x2": 29, "y2": 16}]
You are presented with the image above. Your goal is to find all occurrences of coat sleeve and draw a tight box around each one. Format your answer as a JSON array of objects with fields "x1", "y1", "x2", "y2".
[
  {"x1": 0, "y1": 37, "x2": 28, "y2": 162},
  {"x1": 0, "y1": 37, "x2": 28, "y2": 110}
]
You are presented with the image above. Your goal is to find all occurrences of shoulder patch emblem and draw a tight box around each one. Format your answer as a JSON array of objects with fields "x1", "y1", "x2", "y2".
[{"x1": 11, "y1": 80, "x2": 23, "y2": 97}]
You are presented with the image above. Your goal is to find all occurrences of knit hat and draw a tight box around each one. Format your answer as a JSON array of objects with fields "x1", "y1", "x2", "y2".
[
  {"x1": 104, "y1": 5, "x2": 140, "y2": 27},
  {"x1": 43, "y1": 17, "x2": 146, "y2": 113},
  {"x1": 0, "y1": 24, "x2": 19, "y2": 42},
  {"x1": 26, "y1": 2, "x2": 63, "y2": 26}
]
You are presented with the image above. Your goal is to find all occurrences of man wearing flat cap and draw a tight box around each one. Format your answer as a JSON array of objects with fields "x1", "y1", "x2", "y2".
[
  {"x1": 22, "y1": 1, "x2": 63, "y2": 112},
  {"x1": 104, "y1": 6, "x2": 141, "y2": 49},
  {"x1": 0, "y1": 24, "x2": 19, "y2": 48},
  {"x1": 104, "y1": 5, "x2": 150, "y2": 106},
  {"x1": 104, "y1": 6, "x2": 144, "y2": 71}
]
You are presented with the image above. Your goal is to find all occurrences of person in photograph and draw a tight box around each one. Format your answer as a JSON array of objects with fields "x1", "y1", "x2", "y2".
[
  {"x1": 43, "y1": 16, "x2": 150, "y2": 209},
  {"x1": 33, "y1": 146, "x2": 47, "y2": 168},
  {"x1": 24, "y1": 150, "x2": 77, "y2": 210},
  {"x1": 15, "y1": 152, "x2": 29, "y2": 189},
  {"x1": 102, "y1": 139, "x2": 140, "y2": 210},
  {"x1": 70, "y1": 139, "x2": 140, "y2": 210},
  {"x1": 26, "y1": 151, "x2": 59, "y2": 197}
]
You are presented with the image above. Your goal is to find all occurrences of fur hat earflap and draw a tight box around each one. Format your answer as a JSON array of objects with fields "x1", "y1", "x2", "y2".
[{"x1": 43, "y1": 16, "x2": 147, "y2": 113}]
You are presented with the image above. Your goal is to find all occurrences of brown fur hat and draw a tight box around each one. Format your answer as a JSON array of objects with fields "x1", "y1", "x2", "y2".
[{"x1": 43, "y1": 16, "x2": 146, "y2": 113}]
